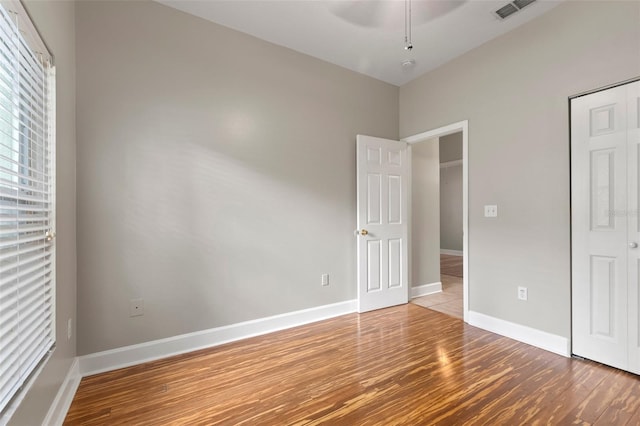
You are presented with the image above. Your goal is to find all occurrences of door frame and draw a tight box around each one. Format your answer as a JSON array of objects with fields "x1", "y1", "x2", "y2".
[{"x1": 403, "y1": 120, "x2": 469, "y2": 322}]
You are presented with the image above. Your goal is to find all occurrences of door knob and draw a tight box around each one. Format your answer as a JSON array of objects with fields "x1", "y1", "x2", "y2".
[
  {"x1": 630, "y1": 242, "x2": 638, "y2": 248},
  {"x1": 359, "y1": 229, "x2": 369, "y2": 236}
]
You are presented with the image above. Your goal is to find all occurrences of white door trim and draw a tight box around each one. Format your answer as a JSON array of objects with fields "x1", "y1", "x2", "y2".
[{"x1": 402, "y1": 120, "x2": 469, "y2": 323}]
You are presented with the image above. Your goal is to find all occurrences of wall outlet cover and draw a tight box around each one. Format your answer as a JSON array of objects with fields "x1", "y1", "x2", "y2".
[
  {"x1": 484, "y1": 205, "x2": 498, "y2": 217},
  {"x1": 321, "y1": 274, "x2": 329, "y2": 286},
  {"x1": 517, "y1": 286, "x2": 528, "y2": 301}
]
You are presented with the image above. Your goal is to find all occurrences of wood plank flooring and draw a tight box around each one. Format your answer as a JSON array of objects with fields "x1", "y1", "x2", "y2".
[
  {"x1": 65, "y1": 304, "x2": 640, "y2": 425},
  {"x1": 440, "y1": 254, "x2": 463, "y2": 278}
]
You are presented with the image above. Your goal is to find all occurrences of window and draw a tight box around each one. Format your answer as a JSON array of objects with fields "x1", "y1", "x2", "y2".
[{"x1": 0, "y1": 0, "x2": 55, "y2": 415}]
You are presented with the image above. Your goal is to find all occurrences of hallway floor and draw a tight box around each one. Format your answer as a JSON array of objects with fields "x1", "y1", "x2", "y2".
[{"x1": 412, "y1": 254, "x2": 463, "y2": 319}]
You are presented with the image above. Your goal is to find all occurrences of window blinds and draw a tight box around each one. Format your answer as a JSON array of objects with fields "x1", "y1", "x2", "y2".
[{"x1": 0, "y1": 0, "x2": 55, "y2": 415}]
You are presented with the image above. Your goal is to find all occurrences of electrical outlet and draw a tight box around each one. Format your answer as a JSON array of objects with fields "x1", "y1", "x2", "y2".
[
  {"x1": 518, "y1": 286, "x2": 528, "y2": 301},
  {"x1": 321, "y1": 274, "x2": 329, "y2": 286},
  {"x1": 130, "y1": 298, "x2": 144, "y2": 317},
  {"x1": 484, "y1": 205, "x2": 498, "y2": 217},
  {"x1": 67, "y1": 318, "x2": 72, "y2": 341}
]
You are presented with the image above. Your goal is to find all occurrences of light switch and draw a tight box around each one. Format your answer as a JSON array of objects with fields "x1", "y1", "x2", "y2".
[{"x1": 484, "y1": 205, "x2": 498, "y2": 218}]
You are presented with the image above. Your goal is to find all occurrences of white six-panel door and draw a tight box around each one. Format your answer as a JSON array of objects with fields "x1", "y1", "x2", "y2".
[
  {"x1": 356, "y1": 135, "x2": 408, "y2": 313},
  {"x1": 572, "y1": 80, "x2": 640, "y2": 373},
  {"x1": 627, "y1": 82, "x2": 640, "y2": 373}
]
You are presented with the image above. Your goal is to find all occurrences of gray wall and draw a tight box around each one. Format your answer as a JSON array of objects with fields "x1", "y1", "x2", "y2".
[
  {"x1": 411, "y1": 139, "x2": 440, "y2": 286},
  {"x1": 9, "y1": 1, "x2": 77, "y2": 424},
  {"x1": 439, "y1": 132, "x2": 463, "y2": 252},
  {"x1": 76, "y1": 0, "x2": 398, "y2": 355},
  {"x1": 440, "y1": 165, "x2": 463, "y2": 252},
  {"x1": 400, "y1": 0, "x2": 640, "y2": 338},
  {"x1": 439, "y1": 132, "x2": 462, "y2": 163}
]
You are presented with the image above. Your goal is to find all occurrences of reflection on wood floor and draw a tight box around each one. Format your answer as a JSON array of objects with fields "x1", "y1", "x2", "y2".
[{"x1": 65, "y1": 304, "x2": 640, "y2": 425}]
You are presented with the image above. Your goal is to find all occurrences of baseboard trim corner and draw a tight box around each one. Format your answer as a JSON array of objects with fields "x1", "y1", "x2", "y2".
[
  {"x1": 440, "y1": 249, "x2": 463, "y2": 256},
  {"x1": 43, "y1": 357, "x2": 81, "y2": 426},
  {"x1": 411, "y1": 282, "x2": 442, "y2": 298},
  {"x1": 467, "y1": 311, "x2": 570, "y2": 357},
  {"x1": 79, "y1": 299, "x2": 357, "y2": 377}
]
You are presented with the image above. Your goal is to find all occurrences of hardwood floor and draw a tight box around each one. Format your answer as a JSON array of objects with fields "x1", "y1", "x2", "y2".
[
  {"x1": 440, "y1": 254, "x2": 463, "y2": 278},
  {"x1": 65, "y1": 304, "x2": 640, "y2": 425}
]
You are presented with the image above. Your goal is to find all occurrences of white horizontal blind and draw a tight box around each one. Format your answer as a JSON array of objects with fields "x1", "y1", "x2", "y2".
[{"x1": 0, "y1": 1, "x2": 55, "y2": 415}]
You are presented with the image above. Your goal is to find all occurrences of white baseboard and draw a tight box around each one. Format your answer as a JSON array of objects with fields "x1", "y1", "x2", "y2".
[
  {"x1": 79, "y1": 300, "x2": 357, "y2": 376},
  {"x1": 411, "y1": 282, "x2": 442, "y2": 298},
  {"x1": 43, "y1": 357, "x2": 81, "y2": 426},
  {"x1": 467, "y1": 311, "x2": 570, "y2": 357},
  {"x1": 440, "y1": 249, "x2": 463, "y2": 256}
]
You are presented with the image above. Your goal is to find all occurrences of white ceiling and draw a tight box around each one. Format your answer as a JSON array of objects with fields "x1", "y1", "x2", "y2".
[{"x1": 156, "y1": 0, "x2": 563, "y2": 86}]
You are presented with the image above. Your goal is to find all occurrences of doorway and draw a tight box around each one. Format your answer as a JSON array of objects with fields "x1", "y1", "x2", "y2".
[{"x1": 404, "y1": 121, "x2": 469, "y2": 322}]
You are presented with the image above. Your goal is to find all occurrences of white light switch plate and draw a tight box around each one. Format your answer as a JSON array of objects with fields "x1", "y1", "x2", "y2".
[{"x1": 484, "y1": 205, "x2": 498, "y2": 217}]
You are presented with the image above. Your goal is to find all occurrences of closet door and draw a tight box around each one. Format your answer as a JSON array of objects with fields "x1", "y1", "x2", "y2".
[
  {"x1": 571, "y1": 80, "x2": 639, "y2": 373},
  {"x1": 626, "y1": 82, "x2": 640, "y2": 373}
]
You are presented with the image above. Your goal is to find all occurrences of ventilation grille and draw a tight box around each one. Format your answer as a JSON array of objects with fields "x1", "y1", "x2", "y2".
[
  {"x1": 513, "y1": 0, "x2": 536, "y2": 9},
  {"x1": 494, "y1": 0, "x2": 536, "y2": 19}
]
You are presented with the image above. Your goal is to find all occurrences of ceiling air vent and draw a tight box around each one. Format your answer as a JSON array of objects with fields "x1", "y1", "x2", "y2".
[
  {"x1": 513, "y1": 0, "x2": 536, "y2": 10},
  {"x1": 494, "y1": 0, "x2": 536, "y2": 20},
  {"x1": 495, "y1": 3, "x2": 518, "y2": 19}
]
